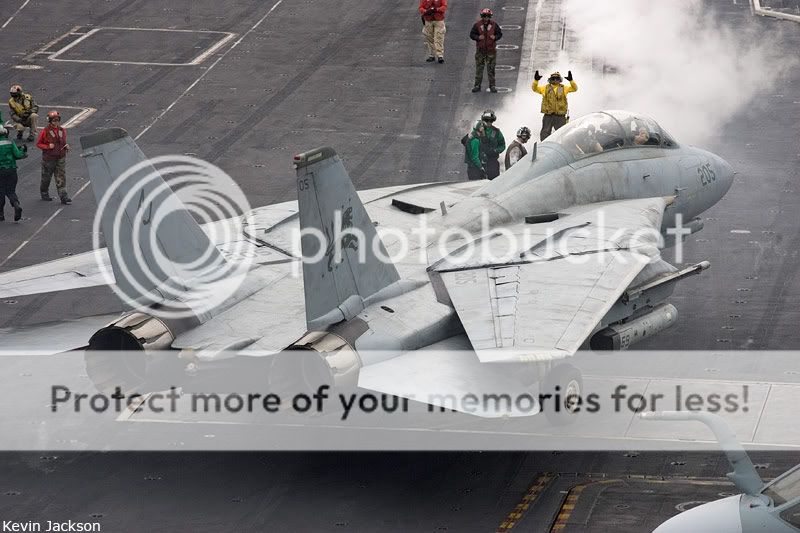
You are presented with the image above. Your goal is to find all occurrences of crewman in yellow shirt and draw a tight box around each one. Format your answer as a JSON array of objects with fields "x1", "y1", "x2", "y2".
[{"x1": 532, "y1": 70, "x2": 577, "y2": 140}]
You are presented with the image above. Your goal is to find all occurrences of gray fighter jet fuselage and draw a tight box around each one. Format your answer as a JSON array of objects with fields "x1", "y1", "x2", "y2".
[
  {"x1": 446, "y1": 110, "x2": 733, "y2": 233},
  {"x1": 0, "y1": 110, "x2": 735, "y2": 419}
]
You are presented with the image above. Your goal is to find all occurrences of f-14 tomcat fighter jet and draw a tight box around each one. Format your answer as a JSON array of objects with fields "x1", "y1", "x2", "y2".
[{"x1": 0, "y1": 110, "x2": 734, "y2": 420}]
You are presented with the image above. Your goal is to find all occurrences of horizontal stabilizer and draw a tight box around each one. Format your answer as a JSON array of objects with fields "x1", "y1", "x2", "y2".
[
  {"x1": 0, "y1": 314, "x2": 122, "y2": 355},
  {"x1": 0, "y1": 250, "x2": 111, "y2": 298}
]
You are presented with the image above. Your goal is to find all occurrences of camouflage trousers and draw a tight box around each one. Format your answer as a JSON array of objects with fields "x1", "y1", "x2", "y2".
[
  {"x1": 474, "y1": 51, "x2": 497, "y2": 88},
  {"x1": 41, "y1": 158, "x2": 67, "y2": 198}
]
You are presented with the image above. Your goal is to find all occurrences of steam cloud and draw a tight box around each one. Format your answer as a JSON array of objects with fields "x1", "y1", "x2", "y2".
[{"x1": 497, "y1": 0, "x2": 798, "y2": 146}]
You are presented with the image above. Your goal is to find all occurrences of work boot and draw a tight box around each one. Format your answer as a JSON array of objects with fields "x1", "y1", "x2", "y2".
[
  {"x1": 60, "y1": 195, "x2": 71, "y2": 205},
  {"x1": 426, "y1": 56, "x2": 435, "y2": 62},
  {"x1": 437, "y1": 57, "x2": 444, "y2": 64},
  {"x1": 41, "y1": 193, "x2": 53, "y2": 201},
  {"x1": 489, "y1": 86, "x2": 498, "y2": 93},
  {"x1": 471, "y1": 85, "x2": 481, "y2": 93},
  {"x1": 26, "y1": 134, "x2": 35, "y2": 142},
  {"x1": 12, "y1": 203, "x2": 22, "y2": 222}
]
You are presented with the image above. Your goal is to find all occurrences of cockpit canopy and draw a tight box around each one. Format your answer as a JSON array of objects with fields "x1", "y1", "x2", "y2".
[
  {"x1": 545, "y1": 110, "x2": 677, "y2": 159},
  {"x1": 763, "y1": 465, "x2": 800, "y2": 528}
]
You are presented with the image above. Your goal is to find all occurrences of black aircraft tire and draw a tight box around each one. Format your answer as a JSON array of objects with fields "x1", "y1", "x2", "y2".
[{"x1": 542, "y1": 363, "x2": 583, "y2": 426}]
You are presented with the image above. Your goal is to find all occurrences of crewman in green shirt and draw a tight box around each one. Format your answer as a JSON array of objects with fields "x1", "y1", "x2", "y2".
[{"x1": 0, "y1": 120, "x2": 28, "y2": 221}]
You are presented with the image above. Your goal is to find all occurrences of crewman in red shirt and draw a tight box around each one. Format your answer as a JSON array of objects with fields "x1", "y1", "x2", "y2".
[
  {"x1": 36, "y1": 110, "x2": 71, "y2": 204},
  {"x1": 470, "y1": 8, "x2": 503, "y2": 93},
  {"x1": 419, "y1": 0, "x2": 447, "y2": 63}
]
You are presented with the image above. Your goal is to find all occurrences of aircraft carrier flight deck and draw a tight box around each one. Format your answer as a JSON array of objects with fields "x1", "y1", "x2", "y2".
[{"x1": 0, "y1": 0, "x2": 799, "y2": 531}]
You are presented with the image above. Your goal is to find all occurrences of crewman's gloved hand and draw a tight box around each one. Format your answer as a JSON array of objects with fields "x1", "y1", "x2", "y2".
[
  {"x1": 534, "y1": 70, "x2": 542, "y2": 81},
  {"x1": 565, "y1": 70, "x2": 573, "y2": 81},
  {"x1": 426, "y1": 7, "x2": 436, "y2": 15}
]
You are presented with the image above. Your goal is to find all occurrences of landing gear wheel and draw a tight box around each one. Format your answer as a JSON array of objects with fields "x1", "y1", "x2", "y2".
[{"x1": 542, "y1": 363, "x2": 583, "y2": 426}]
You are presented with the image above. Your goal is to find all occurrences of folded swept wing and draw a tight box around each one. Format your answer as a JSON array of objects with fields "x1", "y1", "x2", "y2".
[{"x1": 434, "y1": 197, "x2": 668, "y2": 362}]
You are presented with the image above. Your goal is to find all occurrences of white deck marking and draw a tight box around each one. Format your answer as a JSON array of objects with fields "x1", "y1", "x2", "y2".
[
  {"x1": 135, "y1": 0, "x2": 284, "y2": 140},
  {"x1": 37, "y1": 105, "x2": 98, "y2": 129},
  {"x1": 47, "y1": 27, "x2": 238, "y2": 66},
  {"x1": 23, "y1": 25, "x2": 82, "y2": 62},
  {"x1": 1, "y1": 1, "x2": 285, "y2": 268},
  {"x1": 1, "y1": 0, "x2": 31, "y2": 29}
]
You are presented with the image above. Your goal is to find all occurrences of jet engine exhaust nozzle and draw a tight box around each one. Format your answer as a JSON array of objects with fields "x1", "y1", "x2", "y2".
[
  {"x1": 269, "y1": 331, "x2": 363, "y2": 399},
  {"x1": 85, "y1": 312, "x2": 198, "y2": 394}
]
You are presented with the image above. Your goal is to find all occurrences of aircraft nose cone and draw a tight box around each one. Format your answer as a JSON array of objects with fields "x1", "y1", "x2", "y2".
[
  {"x1": 718, "y1": 156, "x2": 735, "y2": 190},
  {"x1": 653, "y1": 495, "x2": 743, "y2": 533}
]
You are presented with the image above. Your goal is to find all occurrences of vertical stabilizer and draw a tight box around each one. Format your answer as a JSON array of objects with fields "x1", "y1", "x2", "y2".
[
  {"x1": 81, "y1": 128, "x2": 226, "y2": 306},
  {"x1": 294, "y1": 147, "x2": 400, "y2": 327}
]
